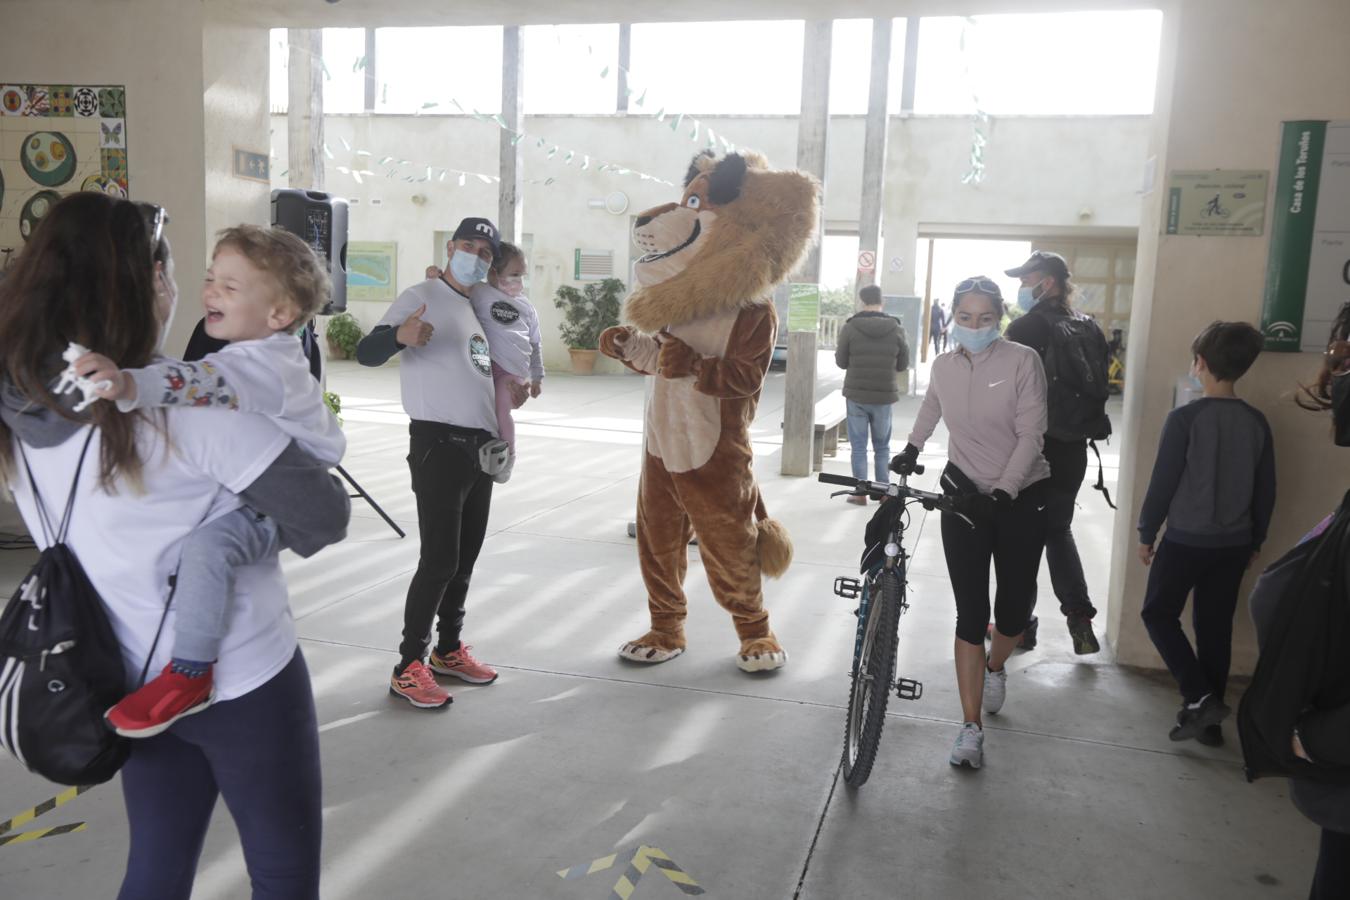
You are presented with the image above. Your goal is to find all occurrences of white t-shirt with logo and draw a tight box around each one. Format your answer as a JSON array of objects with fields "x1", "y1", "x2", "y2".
[
  {"x1": 6, "y1": 414, "x2": 293, "y2": 702},
  {"x1": 468, "y1": 283, "x2": 544, "y2": 382},
  {"x1": 377, "y1": 278, "x2": 498, "y2": 434}
]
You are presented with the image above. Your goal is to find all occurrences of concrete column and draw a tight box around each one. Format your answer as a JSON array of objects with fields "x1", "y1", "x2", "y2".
[
  {"x1": 795, "y1": 19, "x2": 832, "y2": 283},
  {"x1": 287, "y1": 28, "x2": 324, "y2": 191},
  {"x1": 856, "y1": 18, "x2": 892, "y2": 289},
  {"x1": 617, "y1": 24, "x2": 631, "y2": 113},
  {"x1": 783, "y1": 20, "x2": 832, "y2": 477},
  {"x1": 363, "y1": 28, "x2": 376, "y2": 112},
  {"x1": 499, "y1": 26, "x2": 524, "y2": 243},
  {"x1": 899, "y1": 17, "x2": 920, "y2": 115}
]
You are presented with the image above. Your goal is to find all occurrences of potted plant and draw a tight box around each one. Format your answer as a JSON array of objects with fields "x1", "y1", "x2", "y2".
[
  {"x1": 553, "y1": 278, "x2": 624, "y2": 375},
  {"x1": 325, "y1": 312, "x2": 364, "y2": 361}
]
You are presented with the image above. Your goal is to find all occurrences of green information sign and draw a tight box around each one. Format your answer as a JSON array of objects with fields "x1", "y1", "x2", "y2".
[
  {"x1": 1258, "y1": 121, "x2": 1349, "y2": 352},
  {"x1": 787, "y1": 283, "x2": 820, "y2": 333},
  {"x1": 1165, "y1": 170, "x2": 1268, "y2": 236}
]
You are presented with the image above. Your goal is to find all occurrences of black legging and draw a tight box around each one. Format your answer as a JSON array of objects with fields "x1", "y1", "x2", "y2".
[
  {"x1": 942, "y1": 477, "x2": 1051, "y2": 645},
  {"x1": 1311, "y1": 827, "x2": 1350, "y2": 899}
]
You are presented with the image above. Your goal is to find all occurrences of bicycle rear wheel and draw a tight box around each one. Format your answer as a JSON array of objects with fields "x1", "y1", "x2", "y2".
[{"x1": 841, "y1": 568, "x2": 902, "y2": 786}]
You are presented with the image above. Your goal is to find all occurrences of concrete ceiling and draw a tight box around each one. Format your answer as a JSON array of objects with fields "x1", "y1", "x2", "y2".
[{"x1": 207, "y1": 0, "x2": 1163, "y2": 28}]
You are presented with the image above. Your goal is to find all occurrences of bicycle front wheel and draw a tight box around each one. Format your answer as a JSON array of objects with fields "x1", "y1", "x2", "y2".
[{"x1": 841, "y1": 568, "x2": 902, "y2": 787}]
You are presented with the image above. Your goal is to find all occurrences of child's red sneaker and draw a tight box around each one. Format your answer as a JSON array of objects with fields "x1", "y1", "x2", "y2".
[{"x1": 105, "y1": 664, "x2": 215, "y2": 738}]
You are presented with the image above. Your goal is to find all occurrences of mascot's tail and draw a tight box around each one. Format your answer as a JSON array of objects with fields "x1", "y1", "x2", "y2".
[{"x1": 754, "y1": 491, "x2": 793, "y2": 578}]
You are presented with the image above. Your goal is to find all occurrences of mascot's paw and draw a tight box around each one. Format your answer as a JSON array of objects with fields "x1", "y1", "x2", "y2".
[
  {"x1": 599, "y1": 326, "x2": 635, "y2": 360},
  {"x1": 618, "y1": 631, "x2": 687, "y2": 664},
  {"x1": 736, "y1": 637, "x2": 788, "y2": 673},
  {"x1": 656, "y1": 334, "x2": 698, "y2": 379}
]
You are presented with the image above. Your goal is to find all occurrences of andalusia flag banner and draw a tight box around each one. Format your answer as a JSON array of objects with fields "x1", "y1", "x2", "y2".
[{"x1": 1260, "y1": 121, "x2": 1350, "y2": 352}]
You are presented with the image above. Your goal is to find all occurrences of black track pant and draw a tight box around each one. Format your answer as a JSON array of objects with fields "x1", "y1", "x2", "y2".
[{"x1": 399, "y1": 420, "x2": 493, "y2": 668}]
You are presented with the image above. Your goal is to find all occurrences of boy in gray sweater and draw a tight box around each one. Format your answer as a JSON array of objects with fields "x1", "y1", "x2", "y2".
[{"x1": 1137, "y1": 321, "x2": 1275, "y2": 745}]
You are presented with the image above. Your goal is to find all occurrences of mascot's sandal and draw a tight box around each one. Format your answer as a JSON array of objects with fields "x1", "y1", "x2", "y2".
[{"x1": 602, "y1": 150, "x2": 819, "y2": 674}]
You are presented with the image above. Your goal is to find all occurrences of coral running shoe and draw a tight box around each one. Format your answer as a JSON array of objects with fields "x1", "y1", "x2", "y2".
[
  {"x1": 390, "y1": 660, "x2": 452, "y2": 709},
  {"x1": 106, "y1": 665, "x2": 214, "y2": 738},
  {"x1": 429, "y1": 644, "x2": 499, "y2": 684}
]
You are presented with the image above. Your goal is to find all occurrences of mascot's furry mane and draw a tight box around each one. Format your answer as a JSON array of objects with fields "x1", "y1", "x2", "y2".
[{"x1": 624, "y1": 151, "x2": 820, "y2": 333}]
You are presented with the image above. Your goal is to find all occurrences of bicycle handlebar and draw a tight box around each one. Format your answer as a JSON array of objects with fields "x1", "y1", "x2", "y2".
[{"x1": 817, "y1": 472, "x2": 958, "y2": 511}]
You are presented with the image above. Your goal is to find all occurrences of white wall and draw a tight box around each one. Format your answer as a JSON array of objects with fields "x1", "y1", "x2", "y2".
[
  {"x1": 203, "y1": 20, "x2": 272, "y2": 268},
  {"x1": 1109, "y1": 0, "x2": 1350, "y2": 672},
  {"x1": 270, "y1": 112, "x2": 1150, "y2": 369}
]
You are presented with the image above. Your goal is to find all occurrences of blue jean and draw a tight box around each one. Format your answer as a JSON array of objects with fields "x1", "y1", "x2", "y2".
[
  {"x1": 117, "y1": 649, "x2": 322, "y2": 900},
  {"x1": 845, "y1": 400, "x2": 893, "y2": 482}
]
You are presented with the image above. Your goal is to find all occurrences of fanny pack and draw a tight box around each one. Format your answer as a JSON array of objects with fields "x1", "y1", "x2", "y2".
[{"x1": 411, "y1": 421, "x2": 510, "y2": 477}]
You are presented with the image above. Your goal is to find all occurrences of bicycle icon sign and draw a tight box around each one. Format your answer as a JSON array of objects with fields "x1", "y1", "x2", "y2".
[{"x1": 1202, "y1": 194, "x2": 1231, "y2": 218}]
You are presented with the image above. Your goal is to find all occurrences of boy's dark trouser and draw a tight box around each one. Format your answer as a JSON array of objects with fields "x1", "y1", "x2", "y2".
[
  {"x1": 118, "y1": 650, "x2": 320, "y2": 900},
  {"x1": 942, "y1": 479, "x2": 1050, "y2": 645},
  {"x1": 1140, "y1": 538, "x2": 1250, "y2": 705},
  {"x1": 1311, "y1": 828, "x2": 1350, "y2": 900},
  {"x1": 401, "y1": 421, "x2": 493, "y2": 666},
  {"x1": 1032, "y1": 436, "x2": 1097, "y2": 619}
]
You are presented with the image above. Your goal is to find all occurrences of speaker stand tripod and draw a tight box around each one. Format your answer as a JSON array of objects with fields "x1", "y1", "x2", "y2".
[{"x1": 336, "y1": 464, "x2": 405, "y2": 538}]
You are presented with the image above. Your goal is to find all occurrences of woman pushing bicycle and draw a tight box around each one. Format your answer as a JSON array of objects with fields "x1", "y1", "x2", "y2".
[{"x1": 892, "y1": 276, "x2": 1053, "y2": 769}]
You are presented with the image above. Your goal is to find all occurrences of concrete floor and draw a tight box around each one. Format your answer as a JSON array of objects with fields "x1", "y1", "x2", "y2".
[{"x1": 0, "y1": 356, "x2": 1319, "y2": 899}]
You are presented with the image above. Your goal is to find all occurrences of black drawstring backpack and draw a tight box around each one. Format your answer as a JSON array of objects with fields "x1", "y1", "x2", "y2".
[{"x1": 0, "y1": 433, "x2": 143, "y2": 785}]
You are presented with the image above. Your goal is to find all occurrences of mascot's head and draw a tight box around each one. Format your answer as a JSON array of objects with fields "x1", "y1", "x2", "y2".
[{"x1": 625, "y1": 150, "x2": 820, "y2": 333}]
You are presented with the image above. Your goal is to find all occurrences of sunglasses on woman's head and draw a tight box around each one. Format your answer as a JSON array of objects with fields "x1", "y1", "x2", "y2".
[
  {"x1": 954, "y1": 277, "x2": 1001, "y2": 297},
  {"x1": 1325, "y1": 340, "x2": 1350, "y2": 376}
]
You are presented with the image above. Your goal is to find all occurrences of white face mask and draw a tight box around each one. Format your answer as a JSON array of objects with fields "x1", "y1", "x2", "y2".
[
  {"x1": 497, "y1": 274, "x2": 525, "y2": 298},
  {"x1": 449, "y1": 249, "x2": 489, "y2": 285}
]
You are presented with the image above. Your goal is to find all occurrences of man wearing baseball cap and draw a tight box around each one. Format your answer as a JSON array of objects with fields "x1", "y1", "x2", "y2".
[
  {"x1": 357, "y1": 216, "x2": 526, "y2": 709},
  {"x1": 1004, "y1": 250, "x2": 1110, "y2": 656}
]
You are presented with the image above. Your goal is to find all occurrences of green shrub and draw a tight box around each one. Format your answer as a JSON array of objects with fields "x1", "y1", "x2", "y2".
[
  {"x1": 553, "y1": 278, "x2": 624, "y2": 350},
  {"x1": 325, "y1": 313, "x2": 364, "y2": 358}
]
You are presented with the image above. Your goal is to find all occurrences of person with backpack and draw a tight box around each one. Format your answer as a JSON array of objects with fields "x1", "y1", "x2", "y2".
[
  {"x1": 835, "y1": 284, "x2": 910, "y2": 505},
  {"x1": 0, "y1": 193, "x2": 349, "y2": 899},
  {"x1": 893, "y1": 276, "x2": 1051, "y2": 769},
  {"x1": 1004, "y1": 251, "x2": 1110, "y2": 654},
  {"x1": 1240, "y1": 303, "x2": 1350, "y2": 899}
]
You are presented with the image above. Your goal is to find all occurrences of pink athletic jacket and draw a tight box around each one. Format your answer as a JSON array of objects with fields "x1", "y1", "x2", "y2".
[{"x1": 907, "y1": 338, "x2": 1051, "y2": 498}]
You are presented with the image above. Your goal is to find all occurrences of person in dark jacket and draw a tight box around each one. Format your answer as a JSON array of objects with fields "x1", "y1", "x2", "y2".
[
  {"x1": 1247, "y1": 303, "x2": 1350, "y2": 900},
  {"x1": 834, "y1": 284, "x2": 909, "y2": 505},
  {"x1": 929, "y1": 302, "x2": 948, "y2": 356},
  {"x1": 1004, "y1": 250, "x2": 1105, "y2": 654}
]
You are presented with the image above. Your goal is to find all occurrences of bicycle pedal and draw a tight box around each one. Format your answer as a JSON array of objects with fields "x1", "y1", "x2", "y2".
[
  {"x1": 834, "y1": 576, "x2": 862, "y2": 599},
  {"x1": 895, "y1": 678, "x2": 923, "y2": 700}
]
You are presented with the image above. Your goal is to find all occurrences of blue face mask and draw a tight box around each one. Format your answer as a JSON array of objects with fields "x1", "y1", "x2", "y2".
[
  {"x1": 1016, "y1": 285, "x2": 1037, "y2": 312},
  {"x1": 951, "y1": 323, "x2": 999, "y2": 354},
  {"x1": 449, "y1": 249, "x2": 490, "y2": 285}
]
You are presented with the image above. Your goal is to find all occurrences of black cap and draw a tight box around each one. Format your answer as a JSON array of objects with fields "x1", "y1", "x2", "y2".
[
  {"x1": 1005, "y1": 250, "x2": 1070, "y2": 281},
  {"x1": 451, "y1": 217, "x2": 501, "y2": 258}
]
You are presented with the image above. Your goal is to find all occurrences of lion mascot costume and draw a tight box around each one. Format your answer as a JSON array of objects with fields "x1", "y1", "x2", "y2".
[{"x1": 599, "y1": 150, "x2": 819, "y2": 672}]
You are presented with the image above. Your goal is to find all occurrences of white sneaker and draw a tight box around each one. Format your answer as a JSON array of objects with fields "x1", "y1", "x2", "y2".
[
  {"x1": 983, "y1": 662, "x2": 1007, "y2": 715},
  {"x1": 949, "y1": 722, "x2": 984, "y2": 769}
]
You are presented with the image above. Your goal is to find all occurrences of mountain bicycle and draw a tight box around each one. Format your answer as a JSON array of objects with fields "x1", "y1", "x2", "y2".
[{"x1": 819, "y1": 466, "x2": 969, "y2": 787}]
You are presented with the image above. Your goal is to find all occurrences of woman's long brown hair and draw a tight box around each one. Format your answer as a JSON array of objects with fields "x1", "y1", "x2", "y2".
[{"x1": 0, "y1": 193, "x2": 167, "y2": 489}]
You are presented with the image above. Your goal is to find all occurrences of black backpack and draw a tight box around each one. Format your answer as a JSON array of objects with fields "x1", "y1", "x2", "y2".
[
  {"x1": 1238, "y1": 492, "x2": 1350, "y2": 785},
  {"x1": 0, "y1": 433, "x2": 131, "y2": 785},
  {"x1": 1041, "y1": 311, "x2": 1112, "y2": 442}
]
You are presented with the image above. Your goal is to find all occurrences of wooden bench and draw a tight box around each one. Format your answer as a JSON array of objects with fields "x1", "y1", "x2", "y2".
[{"x1": 811, "y1": 390, "x2": 848, "y2": 472}]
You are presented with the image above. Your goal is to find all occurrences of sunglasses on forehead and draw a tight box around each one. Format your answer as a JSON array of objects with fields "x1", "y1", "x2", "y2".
[
  {"x1": 1325, "y1": 340, "x2": 1350, "y2": 376},
  {"x1": 134, "y1": 202, "x2": 169, "y2": 252},
  {"x1": 954, "y1": 277, "x2": 1001, "y2": 297}
]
